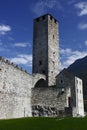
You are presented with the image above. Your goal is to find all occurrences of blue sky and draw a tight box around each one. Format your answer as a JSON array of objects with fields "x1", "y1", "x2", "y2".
[{"x1": 0, "y1": 0, "x2": 87, "y2": 74}]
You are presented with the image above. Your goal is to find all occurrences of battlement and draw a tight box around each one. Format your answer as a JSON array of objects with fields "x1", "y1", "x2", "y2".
[
  {"x1": 0, "y1": 56, "x2": 30, "y2": 75},
  {"x1": 34, "y1": 14, "x2": 58, "y2": 24}
]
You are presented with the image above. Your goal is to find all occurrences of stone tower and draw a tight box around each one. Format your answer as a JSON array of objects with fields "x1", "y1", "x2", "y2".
[{"x1": 33, "y1": 14, "x2": 59, "y2": 86}]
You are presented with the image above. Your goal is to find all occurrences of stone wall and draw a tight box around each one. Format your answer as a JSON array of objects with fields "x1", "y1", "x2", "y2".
[
  {"x1": 0, "y1": 57, "x2": 32, "y2": 119},
  {"x1": 48, "y1": 14, "x2": 59, "y2": 86},
  {"x1": 31, "y1": 86, "x2": 69, "y2": 117},
  {"x1": 56, "y1": 69, "x2": 85, "y2": 117}
]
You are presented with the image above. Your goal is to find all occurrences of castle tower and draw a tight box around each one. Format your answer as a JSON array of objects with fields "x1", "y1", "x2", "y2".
[{"x1": 33, "y1": 14, "x2": 59, "y2": 86}]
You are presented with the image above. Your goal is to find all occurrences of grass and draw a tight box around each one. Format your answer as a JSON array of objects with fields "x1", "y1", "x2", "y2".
[{"x1": 0, "y1": 116, "x2": 87, "y2": 130}]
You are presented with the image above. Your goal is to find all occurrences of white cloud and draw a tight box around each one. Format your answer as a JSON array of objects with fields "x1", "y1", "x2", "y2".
[
  {"x1": 75, "y1": 2, "x2": 87, "y2": 16},
  {"x1": 0, "y1": 24, "x2": 11, "y2": 35},
  {"x1": 85, "y1": 40, "x2": 87, "y2": 46},
  {"x1": 60, "y1": 48, "x2": 87, "y2": 70},
  {"x1": 32, "y1": 0, "x2": 62, "y2": 16},
  {"x1": 61, "y1": 48, "x2": 72, "y2": 55},
  {"x1": 9, "y1": 54, "x2": 32, "y2": 67},
  {"x1": 78, "y1": 23, "x2": 87, "y2": 30},
  {"x1": 14, "y1": 42, "x2": 31, "y2": 47}
]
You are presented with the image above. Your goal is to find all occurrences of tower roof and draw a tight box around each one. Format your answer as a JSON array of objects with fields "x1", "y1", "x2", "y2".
[{"x1": 34, "y1": 13, "x2": 58, "y2": 23}]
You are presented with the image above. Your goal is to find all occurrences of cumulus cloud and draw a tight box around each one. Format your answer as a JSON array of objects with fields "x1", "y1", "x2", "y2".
[
  {"x1": 60, "y1": 48, "x2": 87, "y2": 70},
  {"x1": 32, "y1": 0, "x2": 62, "y2": 16},
  {"x1": 78, "y1": 23, "x2": 87, "y2": 30},
  {"x1": 0, "y1": 24, "x2": 11, "y2": 35},
  {"x1": 9, "y1": 54, "x2": 32, "y2": 67},
  {"x1": 75, "y1": 2, "x2": 87, "y2": 16},
  {"x1": 14, "y1": 42, "x2": 31, "y2": 47}
]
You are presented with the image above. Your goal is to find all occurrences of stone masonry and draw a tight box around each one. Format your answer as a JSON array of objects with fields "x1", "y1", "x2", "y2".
[
  {"x1": 33, "y1": 14, "x2": 59, "y2": 86},
  {"x1": 0, "y1": 57, "x2": 46, "y2": 118}
]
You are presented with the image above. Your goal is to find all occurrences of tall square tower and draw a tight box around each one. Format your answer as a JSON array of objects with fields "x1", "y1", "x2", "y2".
[{"x1": 33, "y1": 14, "x2": 59, "y2": 86}]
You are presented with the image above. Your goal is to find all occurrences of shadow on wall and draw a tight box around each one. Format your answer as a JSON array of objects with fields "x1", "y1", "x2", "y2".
[{"x1": 35, "y1": 79, "x2": 47, "y2": 88}]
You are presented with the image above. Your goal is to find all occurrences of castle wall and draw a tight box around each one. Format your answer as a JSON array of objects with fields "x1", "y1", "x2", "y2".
[
  {"x1": 31, "y1": 87, "x2": 67, "y2": 117},
  {"x1": 0, "y1": 58, "x2": 32, "y2": 119}
]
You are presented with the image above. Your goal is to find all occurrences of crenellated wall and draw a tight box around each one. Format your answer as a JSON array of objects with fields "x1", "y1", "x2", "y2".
[
  {"x1": 0, "y1": 57, "x2": 47, "y2": 119},
  {"x1": 0, "y1": 57, "x2": 32, "y2": 119}
]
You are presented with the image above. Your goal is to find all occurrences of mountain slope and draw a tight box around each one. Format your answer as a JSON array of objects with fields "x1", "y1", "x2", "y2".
[{"x1": 68, "y1": 56, "x2": 87, "y2": 77}]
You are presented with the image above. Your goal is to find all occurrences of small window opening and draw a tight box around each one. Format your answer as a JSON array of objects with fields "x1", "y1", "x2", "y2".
[
  {"x1": 68, "y1": 97, "x2": 71, "y2": 107},
  {"x1": 51, "y1": 71, "x2": 53, "y2": 73},
  {"x1": 36, "y1": 18, "x2": 39, "y2": 22},
  {"x1": 50, "y1": 16, "x2": 52, "y2": 20},
  {"x1": 54, "y1": 19, "x2": 57, "y2": 23},
  {"x1": 61, "y1": 80, "x2": 63, "y2": 83},
  {"x1": 76, "y1": 80, "x2": 78, "y2": 84},
  {"x1": 62, "y1": 88, "x2": 64, "y2": 92},
  {"x1": 53, "y1": 35, "x2": 54, "y2": 39},
  {"x1": 53, "y1": 52, "x2": 55, "y2": 54},
  {"x1": 42, "y1": 70, "x2": 45, "y2": 74},
  {"x1": 52, "y1": 61, "x2": 55, "y2": 64},
  {"x1": 39, "y1": 61, "x2": 42, "y2": 66},
  {"x1": 42, "y1": 15, "x2": 45, "y2": 20},
  {"x1": 0, "y1": 68, "x2": 2, "y2": 71}
]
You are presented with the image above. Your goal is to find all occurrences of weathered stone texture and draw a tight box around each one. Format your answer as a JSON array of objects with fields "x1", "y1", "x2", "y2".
[
  {"x1": 48, "y1": 15, "x2": 59, "y2": 86},
  {"x1": 31, "y1": 86, "x2": 68, "y2": 116},
  {"x1": 56, "y1": 69, "x2": 84, "y2": 117},
  {"x1": 33, "y1": 14, "x2": 59, "y2": 86},
  {"x1": 0, "y1": 58, "x2": 32, "y2": 119}
]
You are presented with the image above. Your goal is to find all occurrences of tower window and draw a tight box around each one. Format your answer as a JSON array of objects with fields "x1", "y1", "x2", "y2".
[
  {"x1": 54, "y1": 19, "x2": 57, "y2": 23},
  {"x1": 53, "y1": 52, "x2": 55, "y2": 54},
  {"x1": 53, "y1": 35, "x2": 55, "y2": 39},
  {"x1": 61, "y1": 80, "x2": 63, "y2": 83},
  {"x1": 50, "y1": 16, "x2": 52, "y2": 20},
  {"x1": 36, "y1": 18, "x2": 39, "y2": 22},
  {"x1": 39, "y1": 60, "x2": 42, "y2": 66},
  {"x1": 42, "y1": 70, "x2": 45, "y2": 74}
]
